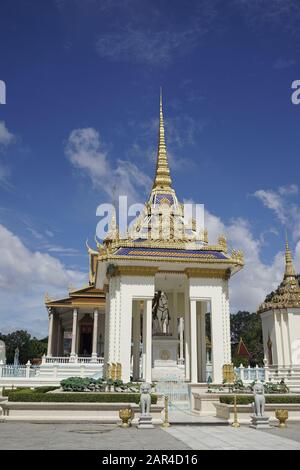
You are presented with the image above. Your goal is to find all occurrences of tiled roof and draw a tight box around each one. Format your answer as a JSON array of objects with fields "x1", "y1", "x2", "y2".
[{"x1": 114, "y1": 246, "x2": 227, "y2": 259}]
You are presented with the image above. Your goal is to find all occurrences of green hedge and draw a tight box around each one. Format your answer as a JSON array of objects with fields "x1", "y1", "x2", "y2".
[
  {"x1": 6, "y1": 390, "x2": 157, "y2": 404},
  {"x1": 2, "y1": 386, "x2": 57, "y2": 397},
  {"x1": 220, "y1": 395, "x2": 300, "y2": 405}
]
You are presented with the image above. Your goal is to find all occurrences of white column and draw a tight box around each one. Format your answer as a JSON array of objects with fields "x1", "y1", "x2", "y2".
[
  {"x1": 173, "y1": 291, "x2": 178, "y2": 340},
  {"x1": 133, "y1": 302, "x2": 141, "y2": 381},
  {"x1": 92, "y1": 308, "x2": 99, "y2": 360},
  {"x1": 274, "y1": 311, "x2": 283, "y2": 365},
  {"x1": 210, "y1": 293, "x2": 224, "y2": 383},
  {"x1": 184, "y1": 282, "x2": 190, "y2": 380},
  {"x1": 56, "y1": 318, "x2": 62, "y2": 357},
  {"x1": 145, "y1": 299, "x2": 152, "y2": 383},
  {"x1": 47, "y1": 310, "x2": 54, "y2": 357},
  {"x1": 70, "y1": 308, "x2": 78, "y2": 357},
  {"x1": 179, "y1": 317, "x2": 184, "y2": 364},
  {"x1": 103, "y1": 292, "x2": 110, "y2": 366},
  {"x1": 200, "y1": 304, "x2": 207, "y2": 382},
  {"x1": 118, "y1": 288, "x2": 133, "y2": 383},
  {"x1": 222, "y1": 280, "x2": 231, "y2": 364},
  {"x1": 142, "y1": 302, "x2": 147, "y2": 380},
  {"x1": 190, "y1": 299, "x2": 198, "y2": 382}
]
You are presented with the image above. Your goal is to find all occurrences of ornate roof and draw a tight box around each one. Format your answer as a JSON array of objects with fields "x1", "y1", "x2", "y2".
[
  {"x1": 98, "y1": 91, "x2": 244, "y2": 273},
  {"x1": 45, "y1": 285, "x2": 105, "y2": 310},
  {"x1": 258, "y1": 236, "x2": 300, "y2": 313},
  {"x1": 236, "y1": 337, "x2": 250, "y2": 358},
  {"x1": 114, "y1": 247, "x2": 228, "y2": 259}
]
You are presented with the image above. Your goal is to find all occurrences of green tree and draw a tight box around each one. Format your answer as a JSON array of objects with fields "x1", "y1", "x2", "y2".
[
  {"x1": 0, "y1": 330, "x2": 31, "y2": 363},
  {"x1": 230, "y1": 311, "x2": 264, "y2": 367},
  {"x1": 0, "y1": 330, "x2": 48, "y2": 363},
  {"x1": 27, "y1": 337, "x2": 47, "y2": 360}
]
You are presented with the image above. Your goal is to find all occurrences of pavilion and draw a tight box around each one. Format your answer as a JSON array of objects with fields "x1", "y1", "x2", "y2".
[{"x1": 45, "y1": 92, "x2": 244, "y2": 383}]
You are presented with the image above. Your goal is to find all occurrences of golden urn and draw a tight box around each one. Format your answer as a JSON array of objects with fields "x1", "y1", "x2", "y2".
[
  {"x1": 275, "y1": 409, "x2": 288, "y2": 428},
  {"x1": 119, "y1": 408, "x2": 133, "y2": 428}
]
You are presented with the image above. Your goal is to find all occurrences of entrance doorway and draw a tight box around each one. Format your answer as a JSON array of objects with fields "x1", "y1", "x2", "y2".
[{"x1": 79, "y1": 314, "x2": 93, "y2": 356}]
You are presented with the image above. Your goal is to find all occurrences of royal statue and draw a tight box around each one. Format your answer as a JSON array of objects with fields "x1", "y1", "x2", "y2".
[
  {"x1": 252, "y1": 382, "x2": 265, "y2": 417},
  {"x1": 138, "y1": 382, "x2": 154, "y2": 429},
  {"x1": 140, "y1": 382, "x2": 152, "y2": 415},
  {"x1": 152, "y1": 290, "x2": 171, "y2": 335}
]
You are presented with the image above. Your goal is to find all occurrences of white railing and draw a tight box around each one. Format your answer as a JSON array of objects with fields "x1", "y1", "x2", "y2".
[
  {"x1": 234, "y1": 364, "x2": 265, "y2": 383},
  {"x1": 42, "y1": 355, "x2": 104, "y2": 365},
  {"x1": 156, "y1": 375, "x2": 189, "y2": 403},
  {"x1": 0, "y1": 361, "x2": 39, "y2": 378}
]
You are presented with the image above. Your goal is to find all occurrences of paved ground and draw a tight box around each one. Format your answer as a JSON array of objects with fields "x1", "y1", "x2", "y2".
[
  {"x1": 262, "y1": 422, "x2": 300, "y2": 444},
  {"x1": 165, "y1": 424, "x2": 300, "y2": 450},
  {"x1": 1, "y1": 422, "x2": 300, "y2": 450},
  {"x1": 0, "y1": 422, "x2": 190, "y2": 450}
]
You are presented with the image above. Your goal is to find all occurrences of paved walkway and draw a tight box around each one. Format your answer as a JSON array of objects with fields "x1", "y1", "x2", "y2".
[
  {"x1": 164, "y1": 425, "x2": 300, "y2": 450},
  {"x1": 0, "y1": 422, "x2": 189, "y2": 450},
  {"x1": 1, "y1": 421, "x2": 300, "y2": 450},
  {"x1": 169, "y1": 409, "x2": 226, "y2": 425}
]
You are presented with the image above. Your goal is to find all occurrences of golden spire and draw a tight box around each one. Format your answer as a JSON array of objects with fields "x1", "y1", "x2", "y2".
[
  {"x1": 284, "y1": 231, "x2": 296, "y2": 280},
  {"x1": 152, "y1": 88, "x2": 172, "y2": 191}
]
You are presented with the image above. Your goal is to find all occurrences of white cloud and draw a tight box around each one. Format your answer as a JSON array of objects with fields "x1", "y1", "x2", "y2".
[
  {"x1": 0, "y1": 164, "x2": 10, "y2": 187},
  {"x1": 65, "y1": 127, "x2": 152, "y2": 203},
  {"x1": 278, "y1": 184, "x2": 298, "y2": 196},
  {"x1": 235, "y1": 0, "x2": 300, "y2": 35},
  {"x1": 254, "y1": 184, "x2": 300, "y2": 239},
  {"x1": 0, "y1": 224, "x2": 86, "y2": 336},
  {"x1": 95, "y1": 1, "x2": 221, "y2": 66},
  {"x1": 205, "y1": 210, "x2": 287, "y2": 313},
  {"x1": 96, "y1": 29, "x2": 186, "y2": 66},
  {"x1": 0, "y1": 121, "x2": 14, "y2": 146},
  {"x1": 0, "y1": 122, "x2": 15, "y2": 187},
  {"x1": 253, "y1": 188, "x2": 286, "y2": 224}
]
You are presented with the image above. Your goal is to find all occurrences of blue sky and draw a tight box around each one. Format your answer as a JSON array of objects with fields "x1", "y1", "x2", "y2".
[{"x1": 1, "y1": 0, "x2": 300, "y2": 336}]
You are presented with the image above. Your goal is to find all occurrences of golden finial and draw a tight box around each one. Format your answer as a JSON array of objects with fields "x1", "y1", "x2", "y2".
[
  {"x1": 152, "y1": 88, "x2": 172, "y2": 191},
  {"x1": 218, "y1": 235, "x2": 227, "y2": 253},
  {"x1": 44, "y1": 292, "x2": 51, "y2": 303},
  {"x1": 284, "y1": 231, "x2": 296, "y2": 280}
]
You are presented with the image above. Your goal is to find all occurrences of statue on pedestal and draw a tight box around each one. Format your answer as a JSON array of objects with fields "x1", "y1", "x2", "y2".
[
  {"x1": 0, "y1": 340, "x2": 6, "y2": 364},
  {"x1": 14, "y1": 347, "x2": 19, "y2": 366},
  {"x1": 252, "y1": 382, "x2": 265, "y2": 417},
  {"x1": 152, "y1": 291, "x2": 170, "y2": 335},
  {"x1": 138, "y1": 382, "x2": 154, "y2": 429},
  {"x1": 140, "y1": 382, "x2": 152, "y2": 415},
  {"x1": 250, "y1": 382, "x2": 270, "y2": 429}
]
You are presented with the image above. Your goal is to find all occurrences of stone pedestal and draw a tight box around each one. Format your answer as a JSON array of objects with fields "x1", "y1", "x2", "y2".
[
  {"x1": 137, "y1": 414, "x2": 154, "y2": 429},
  {"x1": 152, "y1": 337, "x2": 182, "y2": 380},
  {"x1": 250, "y1": 415, "x2": 270, "y2": 429}
]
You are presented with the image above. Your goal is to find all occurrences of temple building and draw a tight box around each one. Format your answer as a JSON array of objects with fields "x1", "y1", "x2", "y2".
[
  {"x1": 258, "y1": 236, "x2": 300, "y2": 391},
  {"x1": 45, "y1": 92, "x2": 244, "y2": 384}
]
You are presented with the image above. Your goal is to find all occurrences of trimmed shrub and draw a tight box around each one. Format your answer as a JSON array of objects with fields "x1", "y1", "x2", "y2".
[
  {"x1": 6, "y1": 390, "x2": 158, "y2": 404},
  {"x1": 60, "y1": 377, "x2": 92, "y2": 392},
  {"x1": 32, "y1": 386, "x2": 58, "y2": 394},
  {"x1": 2, "y1": 386, "x2": 57, "y2": 396},
  {"x1": 220, "y1": 395, "x2": 300, "y2": 405}
]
